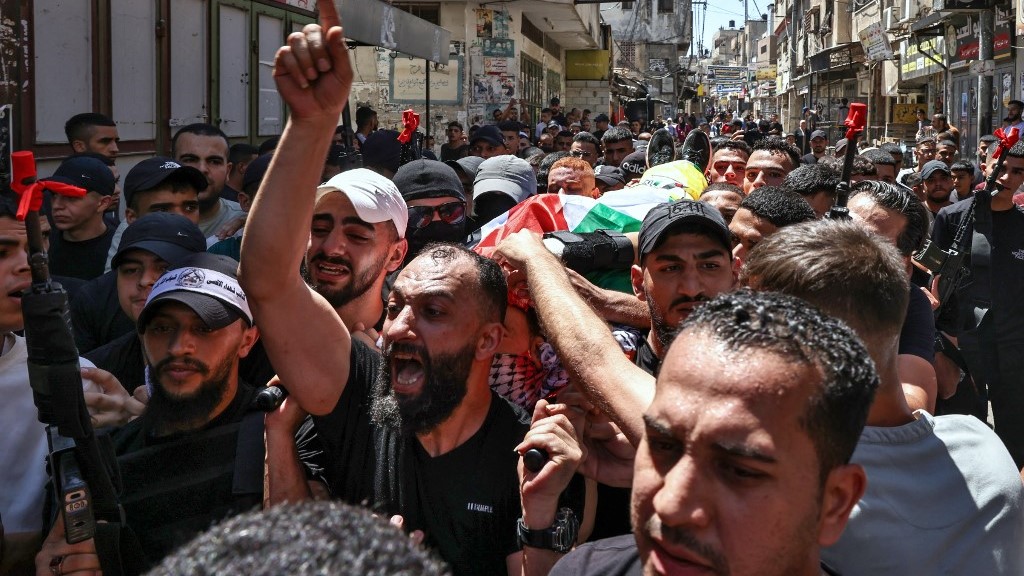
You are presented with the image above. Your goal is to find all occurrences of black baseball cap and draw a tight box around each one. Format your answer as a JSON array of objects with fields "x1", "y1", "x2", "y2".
[
  {"x1": 639, "y1": 200, "x2": 732, "y2": 258},
  {"x1": 123, "y1": 156, "x2": 207, "y2": 207},
  {"x1": 112, "y1": 212, "x2": 206, "y2": 270},
  {"x1": 810, "y1": 130, "x2": 828, "y2": 140},
  {"x1": 44, "y1": 156, "x2": 116, "y2": 196},
  {"x1": 470, "y1": 125, "x2": 505, "y2": 148},
  {"x1": 138, "y1": 253, "x2": 252, "y2": 332},
  {"x1": 920, "y1": 160, "x2": 951, "y2": 180},
  {"x1": 620, "y1": 150, "x2": 647, "y2": 179},
  {"x1": 594, "y1": 165, "x2": 626, "y2": 187},
  {"x1": 393, "y1": 159, "x2": 465, "y2": 202},
  {"x1": 242, "y1": 153, "x2": 273, "y2": 191}
]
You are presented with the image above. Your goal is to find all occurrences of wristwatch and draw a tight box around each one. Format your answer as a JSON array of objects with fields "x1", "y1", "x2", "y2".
[{"x1": 517, "y1": 507, "x2": 579, "y2": 553}]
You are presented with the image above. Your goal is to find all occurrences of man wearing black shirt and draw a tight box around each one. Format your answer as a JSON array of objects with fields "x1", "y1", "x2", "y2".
[
  {"x1": 931, "y1": 139, "x2": 1024, "y2": 466},
  {"x1": 242, "y1": 8, "x2": 541, "y2": 573},
  {"x1": 44, "y1": 155, "x2": 117, "y2": 280},
  {"x1": 440, "y1": 121, "x2": 470, "y2": 161},
  {"x1": 36, "y1": 253, "x2": 262, "y2": 573}
]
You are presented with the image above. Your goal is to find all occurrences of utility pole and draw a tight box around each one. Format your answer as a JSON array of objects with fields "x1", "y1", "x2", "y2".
[{"x1": 977, "y1": 9, "x2": 993, "y2": 141}]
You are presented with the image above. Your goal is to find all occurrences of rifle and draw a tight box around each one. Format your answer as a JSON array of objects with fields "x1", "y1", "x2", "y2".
[
  {"x1": 913, "y1": 126, "x2": 1020, "y2": 313},
  {"x1": 5, "y1": 107, "x2": 130, "y2": 572},
  {"x1": 825, "y1": 102, "x2": 867, "y2": 220}
]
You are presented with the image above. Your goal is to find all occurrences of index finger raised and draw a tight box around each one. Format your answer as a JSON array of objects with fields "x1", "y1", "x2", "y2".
[{"x1": 318, "y1": 0, "x2": 342, "y2": 30}]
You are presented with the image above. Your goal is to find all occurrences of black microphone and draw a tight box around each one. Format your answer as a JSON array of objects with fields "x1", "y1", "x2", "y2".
[
  {"x1": 253, "y1": 385, "x2": 288, "y2": 412},
  {"x1": 523, "y1": 448, "x2": 549, "y2": 473}
]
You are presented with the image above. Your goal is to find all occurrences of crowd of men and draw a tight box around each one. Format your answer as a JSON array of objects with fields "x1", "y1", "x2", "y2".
[{"x1": 2, "y1": 2, "x2": 1024, "y2": 575}]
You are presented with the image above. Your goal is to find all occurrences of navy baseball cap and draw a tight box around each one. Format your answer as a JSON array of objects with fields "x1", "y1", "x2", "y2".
[
  {"x1": 361, "y1": 130, "x2": 402, "y2": 174},
  {"x1": 639, "y1": 200, "x2": 732, "y2": 257},
  {"x1": 44, "y1": 156, "x2": 116, "y2": 196},
  {"x1": 123, "y1": 157, "x2": 207, "y2": 207},
  {"x1": 242, "y1": 153, "x2": 273, "y2": 191},
  {"x1": 111, "y1": 212, "x2": 206, "y2": 269},
  {"x1": 138, "y1": 253, "x2": 252, "y2": 332}
]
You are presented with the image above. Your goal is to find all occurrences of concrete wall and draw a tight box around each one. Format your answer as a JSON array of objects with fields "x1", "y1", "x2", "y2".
[{"x1": 565, "y1": 80, "x2": 612, "y2": 118}]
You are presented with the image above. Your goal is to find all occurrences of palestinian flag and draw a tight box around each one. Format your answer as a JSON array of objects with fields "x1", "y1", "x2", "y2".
[{"x1": 473, "y1": 184, "x2": 683, "y2": 292}]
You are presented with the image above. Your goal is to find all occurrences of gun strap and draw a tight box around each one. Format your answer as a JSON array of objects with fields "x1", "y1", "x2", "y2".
[{"x1": 94, "y1": 521, "x2": 147, "y2": 576}]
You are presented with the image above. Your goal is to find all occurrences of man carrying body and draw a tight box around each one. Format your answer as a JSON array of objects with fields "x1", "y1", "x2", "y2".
[
  {"x1": 744, "y1": 220, "x2": 1024, "y2": 574},
  {"x1": 544, "y1": 289, "x2": 875, "y2": 576},
  {"x1": 35, "y1": 253, "x2": 263, "y2": 573},
  {"x1": 172, "y1": 124, "x2": 245, "y2": 238},
  {"x1": 239, "y1": 9, "x2": 544, "y2": 573}
]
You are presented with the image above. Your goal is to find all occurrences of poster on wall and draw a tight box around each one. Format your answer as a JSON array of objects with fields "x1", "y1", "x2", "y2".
[
  {"x1": 493, "y1": 11, "x2": 511, "y2": 39},
  {"x1": 390, "y1": 56, "x2": 464, "y2": 105},
  {"x1": 482, "y1": 38, "x2": 515, "y2": 58},
  {"x1": 484, "y1": 57, "x2": 512, "y2": 75},
  {"x1": 1003, "y1": 73, "x2": 1014, "y2": 106},
  {"x1": 472, "y1": 74, "x2": 516, "y2": 103},
  {"x1": 468, "y1": 105, "x2": 486, "y2": 126},
  {"x1": 476, "y1": 9, "x2": 493, "y2": 38}
]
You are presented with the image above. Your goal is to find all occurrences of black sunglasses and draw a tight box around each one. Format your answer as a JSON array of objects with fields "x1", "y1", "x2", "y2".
[{"x1": 408, "y1": 201, "x2": 467, "y2": 229}]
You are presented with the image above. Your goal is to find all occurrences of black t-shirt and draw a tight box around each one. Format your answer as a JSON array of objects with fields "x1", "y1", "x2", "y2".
[
  {"x1": 898, "y1": 285, "x2": 935, "y2": 362},
  {"x1": 70, "y1": 271, "x2": 135, "y2": 353},
  {"x1": 801, "y1": 152, "x2": 820, "y2": 165},
  {"x1": 302, "y1": 340, "x2": 529, "y2": 576},
  {"x1": 48, "y1": 225, "x2": 116, "y2": 281},
  {"x1": 932, "y1": 200, "x2": 1024, "y2": 341},
  {"x1": 109, "y1": 383, "x2": 263, "y2": 569},
  {"x1": 440, "y1": 143, "x2": 470, "y2": 162},
  {"x1": 86, "y1": 330, "x2": 145, "y2": 393},
  {"x1": 634, "y1": 336, "x2": 660, "y2": 376}
]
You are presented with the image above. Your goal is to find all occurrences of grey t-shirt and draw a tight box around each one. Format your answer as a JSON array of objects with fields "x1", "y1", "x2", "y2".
[
  {"x1": 823, "y1": 410, "x2": 1024, "y2": 574},
  {"x1": 199, "y1": 198, "x2": 245, "y2": 239}
]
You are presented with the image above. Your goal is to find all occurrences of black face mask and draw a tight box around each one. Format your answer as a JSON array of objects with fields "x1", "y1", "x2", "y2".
[{"x1": 406, "y1": 220, "x2": 466, "y2": 260}]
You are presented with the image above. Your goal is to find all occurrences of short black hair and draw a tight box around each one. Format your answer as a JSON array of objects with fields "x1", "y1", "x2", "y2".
[
  {"x1": 901, "y1": 172, "x2": 922, "y2": 187},
  {"x1": 572, "y1": 131, "x2": 601, "y2": 151},
  {"x1": 228, "y1": 143, "x2": 259, "y2": 164},
  {"x1": 937, "y1": 139, "x2": 958, "y2": 150},
  {"x1": 498, "y1": 121, "x2": 522, "y2": 133},
  {"x1": 783, "y1": 163, "x2": 840, "y2": 197},
  {"x1": 356, "y1": 106, "x2": 377, "y2": 129},
  {"x1": 172, "y1": 123, "x2": 230, "y2": 157},
  {"x1": 259, "y1": 137, "x2": 280, "y2": 156},
  {"x1": 1006, "y1": 139, "x2": 1024, "y2": 159},
  {"x1": 556, "y1": 130, "x2": 574, "y2": 140},
  {"x1": 879, "y1": 142, "x2": 903, "y2": 156},
  {"x1": 674, "y1": 289, "x2": 879, "y2": 480},
  {"x1": 702, "y1": 181, "x2": 744, "y2": 196},
  {"x1": 417, "y1": 243, "x2": 507, "y2": 323},
  {"x1": 711, "y1": 138, "x2": 752, "y2": 157},
  {"x1": 739, "y1": 186, "x2": 816, "y2": 227},
  {"x1": 601, "y1": 127, "x2": 633, "y2": 146},
  {"x1": 979, "y1": 134, "x2": 999, "y2": 145},
  {"x1": 949, "y1": 160, "x2": 974, "y2": 174},
  {"x1": 752, "y1": 136, "x2": 800, "y2": 169},
  {"x1": 146, "y1": 501, "x2": 449, "y2": 575},
  {"x1": 447, "y1": 120, "x2": 464, "y2": 131},
  {"x1": 850, "y1": 180, "x2": 929, "y2": 256},
  {"x1": 915, "y1": 135, "x2": 936, "y2": 147},
  {"x1": 860, "y1": 149, "x2": 896, "y2": 168},
  {"x1": 850, "y1": 156, "x2": 877, "y2": 177},
  {"x1": 64, "y1": 113, "x2": 116, "y2": 145}
]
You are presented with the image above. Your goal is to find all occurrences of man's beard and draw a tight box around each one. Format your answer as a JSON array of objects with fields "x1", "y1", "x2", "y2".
[
  {"x1": 371, "y1": 341, "x2": 475, "y2": 435},
  {"x1": 305, "y1": 250, "x2": 388, "y2": 309},
  {"x1": 145, "y1": 354, "x2": 234, "y2": 433},
  {"x1": 647, "y1": 292, "x2": 709, "y2": 352}
]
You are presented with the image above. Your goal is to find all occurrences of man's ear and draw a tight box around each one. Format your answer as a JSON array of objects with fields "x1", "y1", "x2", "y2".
[
  {"x1": 731, "y1": 255, "x2": 742, "y2": 287},
  {"x1": 386, "y1": 238, "x2": 408, "y2": 272},
  {"x1": 125, "y1": 208, "x2": 137, "y2": 224},
  {"x1": 817, "y1": 463, "x2": 866, "y2": 547},
  {"x1": 631, "y1": 264, "x2": 646, "y2": 301},
  {"x1": 237, "y1": 191, "x2": 252, "y2": 212},
  {"x1": 475, "y1": 321, "x2": 504, "y2": 361},
  {"x1": 71, "y1": 141, "x2": 87, "y2": 154},
  {"x1": 237, "y1": 325, "x2": 260, "y2": 359},
  {"x1": 97, "y1": 194, "x2": 114, "y2": 213}
]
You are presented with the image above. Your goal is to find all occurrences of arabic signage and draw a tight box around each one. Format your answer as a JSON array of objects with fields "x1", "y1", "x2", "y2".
[
  {"x1": 900, "y1": 37, "x2": 946, "y2": 80},
  {"x1": 706, "y1": 65, "x2": 747, "y2": 95},
  {"x1": 859, "y1": 21, "x2": 894, "y2": 62},
  {"x1": 953, "y1": 7, "x2": 1013, "y2": 63}
]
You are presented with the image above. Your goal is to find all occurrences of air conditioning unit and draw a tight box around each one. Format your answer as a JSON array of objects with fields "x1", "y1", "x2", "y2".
[
  {"x1": 883, "y1": 6, "x2": 902, "y2": 28},
  {"x1": 899, "y1": 0, "x2": 917, "y2": 22}
]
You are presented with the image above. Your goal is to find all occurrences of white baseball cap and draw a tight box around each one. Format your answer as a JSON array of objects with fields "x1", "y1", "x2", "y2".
[{"x1": 316, "y1": 168, "x2": 409, "y2": 238}]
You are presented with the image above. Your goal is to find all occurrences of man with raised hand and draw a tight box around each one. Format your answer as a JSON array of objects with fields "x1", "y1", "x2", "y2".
[{"x1": 240, "y1": 5, "x2": 568, "y2": 574}]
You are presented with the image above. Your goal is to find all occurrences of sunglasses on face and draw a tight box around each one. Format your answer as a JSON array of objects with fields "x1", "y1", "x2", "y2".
[
  {"x1": 570, "y1": 149, "x2": 592, "y2": 158},
  {"x1": 408, "y1": 201, "x2": 467, "y2": 229}
]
